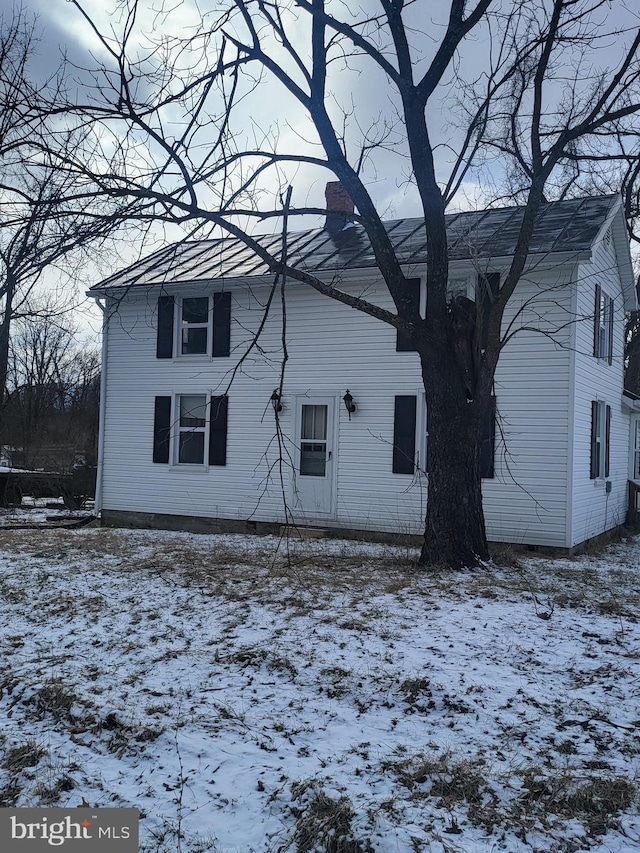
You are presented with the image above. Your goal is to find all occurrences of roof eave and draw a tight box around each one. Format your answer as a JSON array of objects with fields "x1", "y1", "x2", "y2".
[
  {"x1": 608, "y1": 202, "x2": 637, "y2": 311},
  {"x1": 90, "y1": 248, "x2": 597, "y2": 295}
]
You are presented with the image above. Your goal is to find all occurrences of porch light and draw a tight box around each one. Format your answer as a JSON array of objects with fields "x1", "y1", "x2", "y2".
[
  {"x1": 270, "y1": 389, "x2": 283, "y2": 412},
  {"x1": 343, "y1": 390, "x2": 356, "y2": 419}
]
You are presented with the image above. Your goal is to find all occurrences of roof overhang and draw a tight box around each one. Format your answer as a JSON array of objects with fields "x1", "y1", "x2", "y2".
[
  {"x1": 593, "y1": 197, "x2": 637, "y2": 311},
  {"x1": 622, "y1": 393, "x2": 640, "y2": 413},
  {"x1": 89, "y1": 249, "x2": 596, "y2": 297}
]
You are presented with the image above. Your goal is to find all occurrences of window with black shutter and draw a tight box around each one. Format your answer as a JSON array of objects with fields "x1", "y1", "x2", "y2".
[
  {"x1": 605, "y1": 404, "x2": 611, "y2": 478},
  {"x1": 590, "y1": 400, "x2": 599, "y2": 478},
  {"x1": 396, "y1": 278, "x2": 421, "y2": 352},
  {"x1": 392, "y1": 395, "x2": 417, "y2": 474},
  {"x1": 156, "y1": 292, "x2": 231, "y2": 359},
  {"x1": 590, "y1": 400, "x2": 610, "y2": 479},
  {"x1": 153, "y1": 394, "x2": 228, "y2": 466},
  {"x1": 421, "y1": 396, "x2": 495, "y2": 478},
  {"x1": 593, "y1": 286, "x2": 614, "y2": 363}
]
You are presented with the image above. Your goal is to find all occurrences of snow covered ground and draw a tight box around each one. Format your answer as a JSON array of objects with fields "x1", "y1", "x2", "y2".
[
  {"x1": 0, "y1": 499, "x2": 92, "y2": 526},
  {"x1": 0, "y1": 524, "x2": 638, "y2": 853}
]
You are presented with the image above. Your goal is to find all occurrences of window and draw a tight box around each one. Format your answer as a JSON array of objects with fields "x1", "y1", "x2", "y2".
[
  {"x1": 178, "y1": 395, "x2": 207, "y2": 463},
  {"x1": 392, "y1": 396, "x2": 417, "y2": 473},
  {"x1": 181, "y1": 298, "x2": 209, "y2": 355},
  {"x1": 593, "y1": 285, "x2": 614, "y2": 364},
  {"x1": 156, "y1": 292, "x2": 231, "y2": 359},
  {"x1": 448, "y1": 277, "x2": 471, "y2": 300},
  {"x1": 300, "y1": 405, "x2": 328, "y2": 476},
  {"x1": 393, "y1": 395, "x2": 495, "y2": 478},
  {"x1": 590, "y1": 400, "x2": 611, "y2": 479},
  {"x1": 152, "y1": 395, "x2": 228, "y2": 466}
]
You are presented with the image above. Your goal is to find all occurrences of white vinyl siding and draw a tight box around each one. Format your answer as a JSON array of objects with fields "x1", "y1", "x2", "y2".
[
  {"x1": 103, "y1": 238, "x2": 628, "y2": 547},
  {"x1": 480, "y1": 268, "x2": 573, "y2": 548},
  {"x1": 570, "y1": 238, "x2": 629, "y2": 546}
]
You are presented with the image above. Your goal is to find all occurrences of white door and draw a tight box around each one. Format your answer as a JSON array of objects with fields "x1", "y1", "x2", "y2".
[{"x1": 293, "y1": 397, "x2": 335, "y2": 517}]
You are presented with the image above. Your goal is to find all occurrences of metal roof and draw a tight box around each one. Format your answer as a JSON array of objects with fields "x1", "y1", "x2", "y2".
[{"x1": 91, "y1": 194, "x2": 620, "y2": 292}]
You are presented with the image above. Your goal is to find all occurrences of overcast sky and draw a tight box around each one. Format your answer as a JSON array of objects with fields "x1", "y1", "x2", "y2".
[
  {"x1": 22, "y1": 1, "x2": 640, "y2": 215},
  {"x1": 9, "y1": 0, "x2": 640, "y2": 330},
  {"x1": 21, "y1": 0, "x2": 503, "y2": 222}
]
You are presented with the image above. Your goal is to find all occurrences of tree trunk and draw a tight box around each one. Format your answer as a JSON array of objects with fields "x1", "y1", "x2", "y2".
[
  {"x1": 0, "y1": 309, "x2": 11, "y2": 423},
  {"x1": 0, "y1": 273, "x2": 16, "y2": 410},
  {"x1": 419, "y1": 350, "x2": 489, "y2": 569}
]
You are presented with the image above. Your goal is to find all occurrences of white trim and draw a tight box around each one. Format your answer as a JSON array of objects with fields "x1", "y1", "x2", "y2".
[
  {"x1": 418, "y1": 391, "x2": 428, "y2": 474},
  {"x1": 173, "y1": 393, "x2": 209, "y2": 467},
  {"x1": 630, "y1": 415, "x2": 640, "y2": 481},
  {"x1": 175, "y1": 294, "x2": 212, "y2": 358},
  {"x1": 591, "y1": 399, "x2": 608, "y2": 481},
  {"x1": 594, "y1": 287, "x2": 613, "y2": 361},
  {"x1": 291, "y1": 393, "x2": 338, "y2": 518},
  {"x1": 565, "y1": 264, "x2": 578, "y2": 548},
  {"x1": 94, "y1": 297, "x2": 108, "y2": 517}
]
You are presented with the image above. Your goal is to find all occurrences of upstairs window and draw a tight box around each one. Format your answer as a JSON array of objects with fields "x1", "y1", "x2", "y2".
[
  {"x1": 448, "y1": 277, "x2": 471, "y2": 300},
  {"x1": 593, "y1": 285, "x2": 614, "y2": 364},
  {"x1": 181, "y1": 298, "x2": 209, "y2": 355},
  {"x1": 156, "y1": 292, "x2": 231, "y2": 359}
]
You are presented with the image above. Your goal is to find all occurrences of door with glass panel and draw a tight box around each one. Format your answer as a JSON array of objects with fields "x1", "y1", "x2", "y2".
[{"x1": 294, "y1": 397, "x2": 335, "y2": 516}]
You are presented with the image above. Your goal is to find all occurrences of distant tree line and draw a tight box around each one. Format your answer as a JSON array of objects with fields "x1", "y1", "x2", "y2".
[{"x1": 0, "y1": 312, "x2": 99, "y2": 472}]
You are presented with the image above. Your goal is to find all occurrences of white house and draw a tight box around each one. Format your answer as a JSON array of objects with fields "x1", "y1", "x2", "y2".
[{"x1": 89, "y1": 192, "x2": 640, "y2": 551}]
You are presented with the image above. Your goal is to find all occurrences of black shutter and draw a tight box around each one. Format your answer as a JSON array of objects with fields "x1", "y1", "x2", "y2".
[
  {"x1": 153, "y1": 396, "x2": 172, "y2": 463},
  {"x1": 156, "y1": 295, "x2": 175, "y2": 359},
  {"x1": 590, "y1": 400, "x2": 598, "y2": 479},
  {"x1": 396, "y1": 278, "x2": 421, "y2": 352},
  {"x1": 593, "y1": 284, "x2": 601, "y2": 357},
  {"x1": 480, "y1": 395, "x2": 496, "y2": 479},
  {"x1": 392, "y1": 395, "x2": 417, "y2": 474},
  {"x1": 213, "y1": 292, "x2": 231, "y2": 357},
  {"x1": 607, "y1": 297, "x2": 614, "y2": 365},
  {"x1": 209, "y1": 395, "x2": 228, "y2": 466},
  {"x1": 479, "y1": 272, "x2": 500, "y2": 350},
  {"x1": 605, "y1": 404, "x2": 611, "y2": 478}
]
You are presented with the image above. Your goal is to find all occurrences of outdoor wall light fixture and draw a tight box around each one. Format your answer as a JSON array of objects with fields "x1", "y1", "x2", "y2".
[
  {"x1": 270, "y1": 389, "x2": 283, "y2": 413},
  {"x1": 343, "y1": 390, "x2": 357, "y2": 419}
]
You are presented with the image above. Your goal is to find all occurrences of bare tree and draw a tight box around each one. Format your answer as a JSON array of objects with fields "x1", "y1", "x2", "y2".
[
  {"x1": 0, "y1": 9, "x2": 138, "y2": 410},
  {"x1": 43, "y1": 0, "x2": 640, "y2": 566},
  {"x1": 0, "y1": 6, "x2": 38, "y2": 157},
  {"x1": 1, "y1": 308, "x2": 100, "y2": 470}
]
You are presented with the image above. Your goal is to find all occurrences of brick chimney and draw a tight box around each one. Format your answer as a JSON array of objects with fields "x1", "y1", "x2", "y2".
[{"x1": 324, "y1": 181, "x2": 355, "y2": 235}]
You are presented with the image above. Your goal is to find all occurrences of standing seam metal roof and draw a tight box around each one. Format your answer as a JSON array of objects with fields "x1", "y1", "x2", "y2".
[{"x1": 91, "y1": 194, "x2": 619, "y2": 291}]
